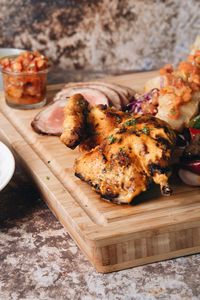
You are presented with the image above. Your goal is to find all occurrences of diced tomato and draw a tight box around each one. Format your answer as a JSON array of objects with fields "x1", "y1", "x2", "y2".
[
  {"x1": 189, "y1": 127, "x2": 200, "y2": 140},
  {"x1": 7, "y1": 85, "x2": 23, "y2": 99}
]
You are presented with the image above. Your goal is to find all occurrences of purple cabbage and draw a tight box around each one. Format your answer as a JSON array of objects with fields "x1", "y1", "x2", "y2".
[{"x1": 126, "y1": 88, "x2": 159, "y2": 114}]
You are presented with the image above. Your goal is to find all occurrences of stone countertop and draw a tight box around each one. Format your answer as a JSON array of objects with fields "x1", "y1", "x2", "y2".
[{"x1": 1, "y1": 71, "x2": 200, "y2": 300}]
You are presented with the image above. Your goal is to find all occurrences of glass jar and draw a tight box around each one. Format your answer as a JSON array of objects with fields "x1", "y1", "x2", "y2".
[
  {"x1": 0, "y1": 52, "x2": 49, "y2": 109},
  {"x1": 1, "y1": 67, "x2": 48, "y2": 109}
]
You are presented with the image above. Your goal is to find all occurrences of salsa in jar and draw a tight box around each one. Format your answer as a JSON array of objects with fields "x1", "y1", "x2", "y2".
[{"x1": 0, "y1": 51, "x2": 49, "y2": 109}]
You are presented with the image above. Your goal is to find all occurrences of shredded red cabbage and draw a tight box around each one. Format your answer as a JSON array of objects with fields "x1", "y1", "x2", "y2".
[
  {"x1": 160, "y1": 76, "x2": 165, "y2": 88},
  {"x1": 126, "y1": 88, "x2": 159, "y2": 114}
]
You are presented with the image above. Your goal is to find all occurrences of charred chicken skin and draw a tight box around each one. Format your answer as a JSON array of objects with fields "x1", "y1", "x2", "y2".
[
  {"x1": 60, "y1": 94, "x2": 89, "y2": 149},
  {"x1": 61, "y1": 95, "x2": 176, "y2": 204},
  {"x1": 79, "y1": 104, "x2": 131, "y2": 152}
]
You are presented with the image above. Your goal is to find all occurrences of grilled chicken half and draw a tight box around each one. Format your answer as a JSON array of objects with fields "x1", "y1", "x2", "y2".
[
  {"x1": 61, "y1": 95, "x2": 176, "y2": 204},
  {"x1": 75, "y1": 115, "x2": 176, "y2": 204}
]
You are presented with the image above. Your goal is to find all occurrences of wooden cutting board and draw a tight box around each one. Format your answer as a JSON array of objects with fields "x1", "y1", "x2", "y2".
[{"x1": 0, "y1": 71, "x2": 200, "y2": 273}]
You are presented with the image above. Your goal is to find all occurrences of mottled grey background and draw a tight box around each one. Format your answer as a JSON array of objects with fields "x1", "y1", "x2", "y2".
[{"x1": 0, "y1": 0, "x2": 200, "y2": 72}]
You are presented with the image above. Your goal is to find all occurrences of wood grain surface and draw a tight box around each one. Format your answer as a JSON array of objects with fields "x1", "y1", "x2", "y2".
[{"x1": 0, "y1": 71, "x2": 200, "y2": 273}]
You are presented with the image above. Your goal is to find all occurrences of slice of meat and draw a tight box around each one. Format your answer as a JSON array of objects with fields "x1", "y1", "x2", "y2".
[
  {"x1": 91, "y1": 81, "x2": 136, "y2": 104},
  {"x1": 53, "y1": 87, "x2": 109, "y2": 107},
  {"x1": 61, "y1": 84, "x2": 122, "y2": 109},
  {"x1": 65, "y1": 82, "x2": 126, "y2": 106},
  {"x1": 61, "y1": 82, "x2": 123, "y2": 109},
  {"x1": 54, "y1": 81, "x2": 135, "y2": 107},
  {"x1": 32, "y1": 87, "x2": 110, "y2": 136},
  {"x1": 81, "y1": 84, "x2": 122, "y2": 109},
  {"x1": 31, "y1": 99, "x2": 66, "y2": 136}
]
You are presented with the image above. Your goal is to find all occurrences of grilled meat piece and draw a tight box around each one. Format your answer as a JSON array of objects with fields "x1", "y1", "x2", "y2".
[
  {"x1": 80, "y1": 105, "x2": 131, "y2": 151},
  {"x1": 75, "y1": 149, "x2": 148, "y2": 204},
  {"x1": 60, "y1": 99, "x2": 131, "y2": 151},
  {"x1": 60, "y1": 96, "x2": 176, "y2": 203},
  {"x1": 75, "y1": 115, "x2": 176, "y2": 204},
  {"x1": 60, "y1": 94, "x2": 89, "y2": 149}
]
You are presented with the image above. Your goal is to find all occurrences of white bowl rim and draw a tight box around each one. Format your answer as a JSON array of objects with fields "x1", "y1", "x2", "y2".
[
  {"x1": 0, "y1": 47, "x2": 25, "y2": 53},
  {"x1": 0, "y1": 141, "x2": 15, "y2": 191}
]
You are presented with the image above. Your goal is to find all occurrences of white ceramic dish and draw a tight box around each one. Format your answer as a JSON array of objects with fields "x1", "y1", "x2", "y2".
[{"x1": 0, "y1": 142, "x2": 15, "y2": 191}]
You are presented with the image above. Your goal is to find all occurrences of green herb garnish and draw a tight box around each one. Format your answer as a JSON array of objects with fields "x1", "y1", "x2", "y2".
[
  {"x1": 46, "y1": 176, "x2": 50, "y2": 180},
  {"x1": 142, "y1": 126, "x2": 150, "y2": 135},
  {"x1": 124, "y1": 118, "x2": 136, "y2": 126},
  {"x1": 108, "y1": 135, "x2": 117, "y2": 144}
]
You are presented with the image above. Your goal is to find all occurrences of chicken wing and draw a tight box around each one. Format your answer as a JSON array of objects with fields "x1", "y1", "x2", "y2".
[{"x1": 60, "y1": 94, "x2": 89, "y2": 149}]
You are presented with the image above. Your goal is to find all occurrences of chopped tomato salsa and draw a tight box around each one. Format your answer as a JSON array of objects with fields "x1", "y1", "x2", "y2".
[{"x1": 0, "y1": 51, "x2": 49, "y2": 106}]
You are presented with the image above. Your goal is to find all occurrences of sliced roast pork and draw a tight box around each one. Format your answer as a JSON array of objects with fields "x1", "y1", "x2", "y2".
[
  {"x1": 89, "y1": 85, "x2": 122, "y2": 109},
  {"x1": 84, "y1": 85, "x2": 122, "y2": 109},
  {"x1": 53, "y1": 87, "x2": 109, "y2": 106},
  {"x1": 54, "y1": 81, "x2": 136, "y2": 107},
  {"x1": 32, "y1": 88, "x2": 109, "y2": 136},
  {"x1": 60, "y1": 81, "x2": 128, "y2": 106},
  {"x1": 32, "y1": 82, "x2": 136, "y2": 136},
  {"x1": 31, "y1": 99, "x2": 66, "y2": 136},
  {"x1": 90, "y1": 81, "x2": 136, "y2": 104}
]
